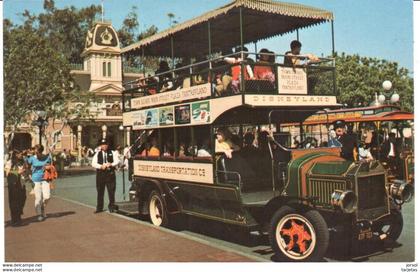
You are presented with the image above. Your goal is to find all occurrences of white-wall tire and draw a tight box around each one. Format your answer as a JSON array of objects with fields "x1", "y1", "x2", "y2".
[
  {"x1": 269, "y1": 206, "x2": 329, "y2": 261},
  {"x1": 148, "y1": 191, "x2": 168, "y2": 227}
]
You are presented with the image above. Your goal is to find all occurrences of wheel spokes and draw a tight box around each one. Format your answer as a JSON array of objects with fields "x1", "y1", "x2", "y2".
[{"x1": 280, "y1": 219, "x2": 313, "y2": 254}]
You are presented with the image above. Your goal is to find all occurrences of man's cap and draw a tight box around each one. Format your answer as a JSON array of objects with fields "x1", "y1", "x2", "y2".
[
  {"x1": 98, "y1": 138, "x2": 109, "y2": 146},
  {"x1": 333, "y1": 120, "x2": 346, "y2": 130}
]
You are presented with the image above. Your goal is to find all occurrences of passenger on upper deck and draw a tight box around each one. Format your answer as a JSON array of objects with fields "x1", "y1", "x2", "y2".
[
  {"x1": 284, "y1": 40, "x2": 319, "y2": 69},
  {"x1": 155, "y1": 60, "x2": 173, "y2": 92},
  {"x1": 215, "y1": 128, "x2": 240, "y2": 159},
  {"x1": 253, "y1": 48, "x2": 275, "y2": 83},
  {"x1": 223, "y1": 46, "x2": 255, "y2": 93},
  {"x1": 174, "y1": 60, "x2": 190, "y2": 90},
  {"x1": 192, "y1": 56, "x2": 209, "y2": 86}
]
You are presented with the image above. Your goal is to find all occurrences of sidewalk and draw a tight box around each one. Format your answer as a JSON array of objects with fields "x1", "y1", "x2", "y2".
[{"x1": 4, "y1": 191, "x2": 254, "y2": 262}]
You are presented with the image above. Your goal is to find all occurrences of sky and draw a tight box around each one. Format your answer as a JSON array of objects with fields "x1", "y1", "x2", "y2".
[{"x1": 3, "y1": 0, "x2": 414, "y2": 72}]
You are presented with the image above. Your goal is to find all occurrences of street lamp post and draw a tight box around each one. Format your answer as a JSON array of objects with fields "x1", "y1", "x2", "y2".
[
  {"x1": 378, "y1": 80, "x2": 399, "y2": 105},
  {"x1": 34, "y1": 111, "x2": 48, "y2": 146},
  {"x1": 119, "y1": 124, "x2": 126, "y2": 200},
  {"x1": 373, "y1": 80, "x2": 400, "y2": 160}
]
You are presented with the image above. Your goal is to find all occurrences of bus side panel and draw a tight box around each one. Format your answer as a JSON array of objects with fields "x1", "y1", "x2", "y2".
[
  {"x1": 166, "y1": 182, "x2": 224, "y2": 220},
  {"x1": 215, "y1": 187, "x2": 256, "y2": 226}
]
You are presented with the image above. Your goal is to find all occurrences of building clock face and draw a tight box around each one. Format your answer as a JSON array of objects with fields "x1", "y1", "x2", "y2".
[
  {"x1": 95, "y1": 26, "x2": 118, "y2": 47},
  {"x1": 100, "y1": 28, "x2": 113, "y2": 45}
]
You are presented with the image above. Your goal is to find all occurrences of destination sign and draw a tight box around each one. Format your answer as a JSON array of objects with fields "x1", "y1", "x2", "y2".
[
  {"x1": 131, "y1": 83, "x2": 211, "y2": 109},
  {"x1": 277, "y1": 67, "x2": 307, "y2": 95},
  {"x1": 133, "y1": 160, "x2": 214, "y2": 184}
]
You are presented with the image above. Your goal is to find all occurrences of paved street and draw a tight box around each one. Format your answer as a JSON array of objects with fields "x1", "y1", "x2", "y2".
[
  {"x1": 4, "y1": 170, "x2": 415, "y2": 262},
  {"x1": 4, "y1": 173, "x2": 255, "y2": 262}
]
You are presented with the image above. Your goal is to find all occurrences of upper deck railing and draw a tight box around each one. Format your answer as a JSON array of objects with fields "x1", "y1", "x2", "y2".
[{"x1": 122, "y1": 51, "x2": 336, "y2": 112}]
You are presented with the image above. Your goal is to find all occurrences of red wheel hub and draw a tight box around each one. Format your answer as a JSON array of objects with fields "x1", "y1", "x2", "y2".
[{"x1": 280, "y1": 219, "x2": 312, "y2": 253}]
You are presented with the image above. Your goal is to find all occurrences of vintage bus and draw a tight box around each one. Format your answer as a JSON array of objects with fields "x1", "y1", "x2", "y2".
[
  {"x1": 118, "y1": 0, "x2": 413, "y2": 261},
  {"x1": 280, "y1": 105, "x2": 414, "y2": 184}
]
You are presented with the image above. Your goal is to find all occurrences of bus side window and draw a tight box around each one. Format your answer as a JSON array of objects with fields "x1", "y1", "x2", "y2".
[
  {"x1": 194, "y1": 126, "x2": 212, "y2": 161},
  {"x1": 146, "y1": 130, "x2": 160, "y2": 158},
  {"x1": 161, "y1": 128, "x2": 175, "y2": 159},
  {"x1": 176, "y1": 127, "x2": 193, "y2": 159}
]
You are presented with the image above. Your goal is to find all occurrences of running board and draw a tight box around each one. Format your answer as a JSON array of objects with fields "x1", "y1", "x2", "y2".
[{"x1": 115, "y1": 201, "x2": 139, "y2": 215}]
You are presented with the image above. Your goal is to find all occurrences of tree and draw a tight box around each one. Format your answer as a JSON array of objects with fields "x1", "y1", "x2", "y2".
[
  {"x1": 22, "y1": 0, "x2": 102, "y2": 64},
  {"x1": 313, "y1": 53, "x2": 413, "y2": 112},
  {"x1": 3, "y1": 25, "x2": 95, "y2": 151},
  {"x1": 167, "y1": 13, "x2": 175, "y2": 27},
  {"x1": 117, "y1": 6, "x2": 139, "y2": 48}
]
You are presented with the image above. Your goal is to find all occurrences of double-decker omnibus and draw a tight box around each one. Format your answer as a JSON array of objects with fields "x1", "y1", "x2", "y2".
[
  {"x1": 118, "y1": 0, "x2": 413, "y2": 261},
  {"x1": 281, "y1": 105, "x2": 414, "y2": 184}
]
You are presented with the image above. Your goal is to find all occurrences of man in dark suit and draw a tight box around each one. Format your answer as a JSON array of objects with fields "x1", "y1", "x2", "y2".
[
  {"x1": 381, "y1": 132, "x2": 400, "y2": 173},
  {"x1": 91, "y1": 138, "x2": 120, "y2": 213},
  {"x1": 332, "y1": 120, "x2": 358, "y2": 161}
]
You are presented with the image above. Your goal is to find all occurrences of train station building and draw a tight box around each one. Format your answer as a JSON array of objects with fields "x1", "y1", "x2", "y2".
[{"x1": 6, "y1": 21, "x2": 141, "y2": 155}]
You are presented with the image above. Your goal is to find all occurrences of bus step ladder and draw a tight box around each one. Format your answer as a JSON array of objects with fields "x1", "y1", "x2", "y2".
[{"x1": 114, "y1": 201, "x2": 139, "y2": 215}]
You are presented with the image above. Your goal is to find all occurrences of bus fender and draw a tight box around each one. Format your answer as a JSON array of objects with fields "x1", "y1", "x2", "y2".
[{"x1": 135, "y1": 178, "x2": 181, "y2": 214}]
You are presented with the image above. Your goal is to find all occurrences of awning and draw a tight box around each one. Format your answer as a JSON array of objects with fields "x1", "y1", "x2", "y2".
[{"x1": 122, "y1": 0, "x2": 333, "y2": 57}]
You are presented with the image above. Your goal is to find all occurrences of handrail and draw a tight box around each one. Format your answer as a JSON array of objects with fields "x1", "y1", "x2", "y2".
[
  {"x1": 216, "y1": 170, "x2": 242, "y2": 190},
  {"x1": 122, "y1": 51, "x2": 335, "y2": 91}
]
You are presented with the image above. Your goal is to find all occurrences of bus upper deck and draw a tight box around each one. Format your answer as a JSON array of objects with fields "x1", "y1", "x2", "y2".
[{"x1": 121, "y1": 0, "x2": 339, "y2": 123}]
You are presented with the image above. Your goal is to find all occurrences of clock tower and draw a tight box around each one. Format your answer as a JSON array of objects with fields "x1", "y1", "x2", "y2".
[{"x1": 81, "y1": 21, "x2": 122, "y2": 91}]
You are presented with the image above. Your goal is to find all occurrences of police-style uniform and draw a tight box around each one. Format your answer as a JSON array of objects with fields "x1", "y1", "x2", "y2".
[
  {"x1": 332, "y1": 120, "x2": 358, "y2": 161},
  {"x1": 91, "y1": 138, "x2": 119, "y2": 213}
]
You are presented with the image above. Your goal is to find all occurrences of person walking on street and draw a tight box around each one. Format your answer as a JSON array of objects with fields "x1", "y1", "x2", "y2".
[
  {"x1": 5, "y1": 150, "x2": 27, "y2": 226},
  {"x1": 91, "y1": 138, "x2": 120, "y2": 213},
  {"x1": 26, "y1": 144, "x2": 52, "y2": 221}
]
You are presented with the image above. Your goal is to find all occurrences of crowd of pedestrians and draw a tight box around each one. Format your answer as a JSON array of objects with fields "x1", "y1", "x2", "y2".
[
  {"x1": 4, "y1": 137, "x2": 129, "y2": 226},
  {"x1": 4, "y1": 144, "x2": 53, "y2": 226}
]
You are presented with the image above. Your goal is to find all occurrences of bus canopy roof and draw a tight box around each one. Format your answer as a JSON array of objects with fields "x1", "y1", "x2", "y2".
[{"x1": 122, "y1": 0, "x2": 333, "y2": 57}]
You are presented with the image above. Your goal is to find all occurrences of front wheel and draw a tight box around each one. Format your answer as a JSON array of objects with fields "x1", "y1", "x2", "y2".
[
  {"x1": 269, "y1": 206, "x2": 329, "y2": 261},
  {"x1": 373, "y1": 209, "x2": 403, "y2": 241},
  {"x1": 148, "y1": 190, "x2": 169, "y2": 227}
]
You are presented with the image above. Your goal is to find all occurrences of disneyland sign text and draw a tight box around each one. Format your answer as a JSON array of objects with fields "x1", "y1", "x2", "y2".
[
  {"x1": 131, "y1": 83, "x2": 211, "y2": 109},
  {"x1": 133, "y1": 160, "x2": 214, "y2": 184}
]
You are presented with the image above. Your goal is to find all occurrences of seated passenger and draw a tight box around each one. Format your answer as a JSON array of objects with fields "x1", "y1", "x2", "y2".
[
  {"x1": 174, "y1": 60, "x2": 190, "y2": 90},
  {"x1": 215, "y1": 128, "x2": 240, "y2": 159},
  {"x1": 223, "y1": 46, "x2": 255, "y2": 93},
  {"x1": 155, "y1": 60, "x2": 173, "y2": 92},
  {"x1": 148, "y1": 137, "x2": 160, "y2": 157},
  {"x1": 163, "y1": 141, "x2": 174, "y2": 157},
  {"x1": 241, "y1": 132, "x2": 258, "y2": 158},
  {"x1": 192, "y1": 56, "x2": 209, "y2": 86},
  {"x1": 197, "y1": 138, "x2": 212, "y2": 157},
  {"x1": 253, "y1": 48, "x2": 275, "y2": 83},
  {"x1": 146, "y1": 76, "x2": 158, "y2": 95},
  {"x1": 358, "y1": 142, "x2": 373, "y2": 162},
  {"x1": 284, "y1": 40, "x2": 319, "y2": 69},
  {"x1": 178, "y1": 142, "x2": 192, "y2": 158}
]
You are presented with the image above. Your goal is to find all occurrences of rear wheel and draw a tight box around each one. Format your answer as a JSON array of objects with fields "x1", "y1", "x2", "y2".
[
  {"x1": 148, "y1": 190, "x2": 169, "y2": 227},
  {"x1": 269, "y1": 206, "x2": 329, "y2": 261}
]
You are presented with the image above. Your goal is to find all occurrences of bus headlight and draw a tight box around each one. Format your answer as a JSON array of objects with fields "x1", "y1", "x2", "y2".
[
  {"x1": 388, "y1": 181, "x2": 414, "y2": 203},
  {"x1": 331, "y1": 190, "x2": 358, "y2": 213}
]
